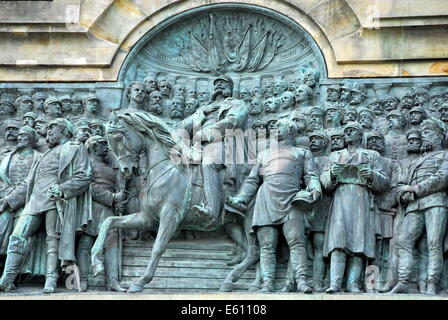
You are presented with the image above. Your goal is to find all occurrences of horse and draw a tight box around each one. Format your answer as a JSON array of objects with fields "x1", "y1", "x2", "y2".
[{"x1": 90, "y1": 111, "x2": 260, "y2": 293}]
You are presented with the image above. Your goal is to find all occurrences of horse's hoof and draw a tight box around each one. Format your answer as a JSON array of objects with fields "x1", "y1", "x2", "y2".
[
  {"x1": 219, "y1": 282, "x2": 234, "y2": 292},
  {"x1": 91, "y1": 263, "x2": 105, "y2": 277},
  {"x1": 127, "y1": 283, "x2": 144, "y2": 293}
]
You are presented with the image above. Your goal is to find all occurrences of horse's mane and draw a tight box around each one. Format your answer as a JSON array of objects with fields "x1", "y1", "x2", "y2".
[{"x1": 115, "y1": 112, "x2": 185, "y2": 171}]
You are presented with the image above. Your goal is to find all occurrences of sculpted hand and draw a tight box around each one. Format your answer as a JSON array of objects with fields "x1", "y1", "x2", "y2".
[
  {"x1": 311, "y1": 190, "x2": 321, "y2": 203},
  {"x1": 113, "y1": 191, "x2": 127, "y2": 204},
  {"x1": 398, "y1": 185, "x2": 416, "y2": 203},
  {"x1": 330, "y1": 164, "x2": 343, "y2": 179},
  {"x1": 359, "y1": 167, "x2": 373, "y2": 179},
  {"x1": 47, "y1": 185, "x2": 64, "y2": 201},
  {"x1": 228, "y1": 195, "x2": 246, "y2": 206}
]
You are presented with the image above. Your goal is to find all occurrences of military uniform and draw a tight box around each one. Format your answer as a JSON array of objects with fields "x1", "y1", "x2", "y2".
[
  {"x1": 0, "y1": 134, "x2": 92, "y2": 292},
  {"x1": 396, "y1": 149, "x2": 448, "y2": 291},
  {"x1": 238, "y1": 145, "x2": 321, "y2": 291}
]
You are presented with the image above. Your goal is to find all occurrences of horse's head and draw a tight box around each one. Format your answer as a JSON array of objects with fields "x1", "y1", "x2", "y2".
[{"x1": 106, "y1": 115, "x2": 143, "y2": 179}]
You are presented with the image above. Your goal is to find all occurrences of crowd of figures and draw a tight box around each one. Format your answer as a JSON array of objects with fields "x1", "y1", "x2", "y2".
[{"x1": 0, "y1": 69, "x2": 448, "y2": 296}]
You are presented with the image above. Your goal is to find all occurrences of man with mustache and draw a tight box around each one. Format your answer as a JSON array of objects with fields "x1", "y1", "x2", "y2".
[
  {"x1": 341, "y1": 107, "x2": 357, "y2": 125},
  {"x1": 408, "y1": 106, "x2": 427, "y2": 130},
  {"x1": 34, "y1": 116, "x2": 49, "y2": 153},
  {"x1": 307, "y1": 107, "x2": 325, "y2": 132},
  {"x1": 324, "y1": 105, "x2": 342, "y2": 129},
  {"x1": 365, "y1": 131, "x2": 395, "y2": 292},
  {"x1": 179, "y1": 76, "x2": 249, "y2": 224},
  {"x1": 379, "y1": 129, "x2": 428, "y2": 294},
  {"x1": 308, "y1": 130, "x2": 331, "y2": 292},
  {"x1": 126, "y1": 82, "x2": 147, "y2": 112},
  {"x1": 76, "y1": 135, "x2": 127, "y2": 292},
  {"x1": 32, "y1": 92, "x2": 47, "y2": 116},
  {"x1": 322, "y1": 122, "x2": 389, "y2": 293},
  {"x1": 391, "y1": 118, "x2": 448, "y2": 295},
  {"x1": 324, "y1": 84, "x2": 340, "y2": 110},
  {"x1": 148, "y1": 91, "x2": 164, "y2": 116},
  {"x1": 0, "y1": 97, "x2": 17, "y2": 145},
  {"x1": 0, "y1": 118, "x2": 92, "y2": 293},
  {"x1": 74, "y1": 123, "x2": 92, "y2": 144},
  {"x1": 43, "y1": 97, "x2": 63, "y2": 121},
  {"x1": 294, "y1": 84, "x2": 313, "y2": 115},
  {"x1": 370, "y1": 98, "x2": 389, "y2": 135},
  {"x1": 80, "y1": 93, "x2": 106, "y2": 123},
  {"x1": 229, "y1": 119, "x2": 321, "y2": 293},
  {"x1": 0, "y1": 120, "x2": 20, "y2": 158},
  {"x1": 329, "y1": 129, "x2": 345, "y2": 152},
  {"x1": 15, "y1": 95, "x2": 34, "y2": 117},
  {"x1": 143, "y1": 73, "x2": 159, "y2": 95},
  {"x1": 383, "y1": 110, "x2": 408, "y2": 160},
  {"x1": 0, "y1": 126, "x2": 44, "y2": 277}
]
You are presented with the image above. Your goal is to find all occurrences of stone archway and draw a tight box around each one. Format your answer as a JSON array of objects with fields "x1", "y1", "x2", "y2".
[{"x1": 118, "y1": 3, "x2": 328, "y2": 92}]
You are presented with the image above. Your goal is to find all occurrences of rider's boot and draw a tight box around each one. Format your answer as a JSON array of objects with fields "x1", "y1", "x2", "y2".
[
  {"x1": 194, "y1": 165, "x2": 223, "y2": 225},
  {"x1": 0, "y1": 235, "x2": 27, "y2": 292},
  {"x1": 105, "y1": 245, "x2": 126, "y2": 292}
]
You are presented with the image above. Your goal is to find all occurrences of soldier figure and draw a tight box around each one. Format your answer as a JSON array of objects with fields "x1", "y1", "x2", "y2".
[
  {"x1": 22, "y1": 112, "x2": 37, "y2": 128},
  {"x1": 158, "y1": 78, "x2": 172, "y2": 100},
  {"x1": 185, "y1": 98, "x2": 199, "y2": 117},
  {"x1": 400, "y1": 90, "x2": 414, "y2": 113},
  {"x1": 264, "y1": 98, "x2": 280, "y2": 114},
  {"x1": 229, "y1": 119, "x2": 321, "y2": 293},
  {"x1": 384, "y1": 95, "x2": 401, "y2": 113},
  {"x1": 43, "y1": 97, "x2": 63, "y2": 121},
  {"x1": 294, "y1": 85, "x2": 313, "y2": 115},
  {"x1": 308, "y1": 107, "x2": 325, "y2": 132},
  {"x1": 81, "y1": 93, "x2": 106, "y2": 123},
  {"x1": 322, "y1": 122, "x2": 389, "y2": 293},
  {"x1": 249, "y1": 98, "x2": 263, "y2": 116},
  {"x1": 198, "y1": 89, "x2": 211, "y2": 107},
  {"x1": 74, "y1": 123, "x2": 92, "y2": 144},
  {"x1": 59, "y1": 94, "x2": 73, "y2": 118},
  {"x1": 143, "y1": 73, "x2": 159, "y2": 95},
  {"x1": 379, "y1": 129, "x2": 426, "y2": 293},
  {"x1": 383, "y1": 110, "x2": 408, "y2": 160},
  {"x1": 370, "y1": 98, "x2": 389, "y2": 135},
  {"x1": 342, "y1": 107, "x2": 357, "y2": 125},
  {"x1": 365, "y1": 131, "x2": 395, "y2": 291},
  {"x1": 325, "y1": 84, "x2": 340, "y2": 109},
  {"x1": 70, "y1": 93, "x2": 85, "y2": 119},
  {"x1": 324, "y1": 106, "x2": 342, "y2": 129},
  {"x1": 239, "y1": 87, "x2": 252, "y2": 105},
  {"x1": 126, "y1": 82, "x2": 147, "y2": 112},
  {"x1": 329, "y1": 129, "x2": 345, "y2": 152},
  {"x1": 0, "y1": 126, "x2": 42, "y2": 255},
  {"x1": 89, "y1": 120, "x2": 106, "y2": 137},
  {"x1": 391, "y1": 118, "x2": 448, "y2": 295},
  {"x1": 1, "y1": 120, "x2": 20, "y2": 157},
  {"x1": 77, "y1": 136, "x2": 127, "y2": 292},
  {"x1": 34, "y1": 116, "x2": 49, "y2": 153},
  {"x1": 0, "y1": 97, "x2": 17, "y2": 143},
  {"x1": 148, "y1": 91, "x2": 164, "y2": 116},
  {"x1": 170, "y1": 97, "x2": 185, "y2": 120},
  {"x1": 348, "y1": 83, "x2": 367, "y2": 109},
  {"x1": 180, "y1": 76, "x2": 249, "y2": 224},
  {"x1": 428, "y1": 88, "x2": 444, "y2": 118},
  {"x1": 408, "y1": 106, "x2": 427, "y2": 130},
  {"x1": 308, "y1": 130, "x2": 332, "y2": 292},
  {"x1": 0, "y1": 118, "x2": 92, "y2": 293},
  {"x1": 15, "y1": 95, "x2": 34, "y2": 116},
  {"x1": 357, "y1": 107, "x2": 375, "y2": 133},
  {"x1": 32, "y1": 92, "x2": 47, "y2": 116}
]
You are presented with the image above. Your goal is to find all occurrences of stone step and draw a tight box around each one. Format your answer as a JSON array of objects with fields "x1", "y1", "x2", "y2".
[{"x1": 89, "y1": 239, "x2": 290, "y2": 292}]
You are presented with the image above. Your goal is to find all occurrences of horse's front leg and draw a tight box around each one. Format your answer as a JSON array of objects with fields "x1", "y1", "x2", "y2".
[
  {"x1": 91, "y1": 212, "x2": 148, "y2": 277},
  {"x1": 128, "y1": 205, "x2": 179, "y2": 293}
]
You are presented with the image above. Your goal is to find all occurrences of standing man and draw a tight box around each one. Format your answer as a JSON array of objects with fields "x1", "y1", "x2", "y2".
[
  {"x1": 391, "y1": 118, "x2": 448, "y2": 295},
  {"x1": 0, "y1": 118, "x2": 92, "y2": 293},
  {"x1": 308, "y1": 130, "x2": 331, "y2": 292},
  {"x1": 76, "y1": 136, "x2": 127, "y2": 292},
  {"x1": 365, "y1": 131, "x2": 395, "y2": 291},
  {"x1": 383, "y1": 110, "x2": 408, "y2": 160},
  {"x1": 229, "y1": 119, "x2": 321, "y2": 293},
  {"x1": 322, "y1": 122, "x2": 389, "y2": 293}
]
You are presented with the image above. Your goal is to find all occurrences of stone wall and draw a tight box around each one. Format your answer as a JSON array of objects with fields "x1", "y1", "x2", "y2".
[{"x1": 0, "y1": 0, "x2": 448, "y2": 82}]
